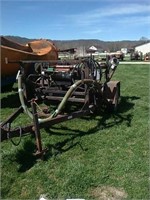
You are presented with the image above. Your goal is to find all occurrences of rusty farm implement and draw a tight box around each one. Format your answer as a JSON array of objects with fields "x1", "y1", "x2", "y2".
[{"x1": 1, "y1": 56, "x2": 120, "y2": 158}]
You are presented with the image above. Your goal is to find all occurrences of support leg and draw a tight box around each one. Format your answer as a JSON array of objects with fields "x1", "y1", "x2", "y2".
[{"x1": 31, "y1": 99, "x2": 46, "y2": 159}]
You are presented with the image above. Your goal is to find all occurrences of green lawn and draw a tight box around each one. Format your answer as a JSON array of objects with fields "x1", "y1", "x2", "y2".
[{"x1": 1, "y1": 64, "x2": 149, "y2": 200}]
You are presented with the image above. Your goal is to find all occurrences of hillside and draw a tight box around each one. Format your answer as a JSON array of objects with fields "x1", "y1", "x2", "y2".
[{"x1": 2, "y1": 35, "x2": 150, "y2": 52}]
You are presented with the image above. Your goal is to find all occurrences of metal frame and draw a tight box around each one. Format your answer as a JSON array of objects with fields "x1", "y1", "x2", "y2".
[{"x1": 1, "y1": 56, "x2": 120, "y2": 158}]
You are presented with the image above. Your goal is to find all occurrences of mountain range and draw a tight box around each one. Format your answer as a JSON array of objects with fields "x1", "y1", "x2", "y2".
[{"x1": 2, "y1": 35, "x2": 150, "y2": 52}]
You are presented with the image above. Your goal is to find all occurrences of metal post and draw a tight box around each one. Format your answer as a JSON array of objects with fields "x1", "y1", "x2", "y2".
[{"x1": 31, "y1": 99, "x2": 43, "y2": 158}]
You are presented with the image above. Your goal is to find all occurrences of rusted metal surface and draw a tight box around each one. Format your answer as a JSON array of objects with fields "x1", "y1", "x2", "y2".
[
  {"x1": 1, "y1": 105, "x2": 93, "y2": 141},
  {"x1": 1, "y1": 37, "x2": 58, "y2": 76},
  {"x1": 0, "y1": 106, "x2": 23, "y2": 127},
  {"x1": 31, "y1": 99, "x2": 43, "y2": 155}
]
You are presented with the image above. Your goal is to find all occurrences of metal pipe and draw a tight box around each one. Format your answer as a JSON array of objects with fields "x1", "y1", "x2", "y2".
[
  {"x1": 38, "y1": 79, "x2": 95, "y2": 123},
  {"x1": 18, "y1": 72, "x2": 95, "y2": 124},
  {"x1": 18, "y1": 74, "x2": 33, "y2": 119}
]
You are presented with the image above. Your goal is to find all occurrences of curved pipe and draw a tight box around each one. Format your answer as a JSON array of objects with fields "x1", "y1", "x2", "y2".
[
  {"x1": 18, "y1": 74, "x2": 33, "y2": 119},
  {"x1": 18, "y1": 73, "x2": 96, "y2": 124},
  {"x1": 38, "y1": 79, "x2": 95, "y2": 123}
]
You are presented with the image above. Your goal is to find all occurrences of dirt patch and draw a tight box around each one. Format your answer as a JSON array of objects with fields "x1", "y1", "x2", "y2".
[{"x1": 90, "y1": 186, "x2": 128, "y2": 200}]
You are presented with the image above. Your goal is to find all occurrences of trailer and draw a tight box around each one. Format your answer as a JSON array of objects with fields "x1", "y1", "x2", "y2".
[{"x1": 1, "y1": 56, "x2": 120, "y2": 158}]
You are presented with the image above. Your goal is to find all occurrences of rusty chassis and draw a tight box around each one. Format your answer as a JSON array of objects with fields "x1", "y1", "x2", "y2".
[{"x1": 1, "y1": 101, "x2": 94, "y2": 155}]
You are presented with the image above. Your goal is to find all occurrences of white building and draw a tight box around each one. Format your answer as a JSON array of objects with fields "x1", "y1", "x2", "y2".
[
  {"x1": 89, "y1": 46, "x2": 98, "y2": 51},
  {"x1": 135, "y1": 42, "x2": 150, "y2": 55},
  {"x1": 121, "y1": 48, "x2": 128, "y2": 54}
]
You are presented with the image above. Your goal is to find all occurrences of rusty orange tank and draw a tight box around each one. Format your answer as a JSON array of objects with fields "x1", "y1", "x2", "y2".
[
  {"x1": 1, "y1": 37, "x2": 58, "y2": 76},
  {"x1": 1, "y1": 37, "x2": 58, "y2": 90}
]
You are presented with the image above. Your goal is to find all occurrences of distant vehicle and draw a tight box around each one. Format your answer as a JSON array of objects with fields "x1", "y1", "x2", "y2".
[
  {"x1": 130, "y1": 51, "x2": 143, "y2": 61},
  {"x1": 121, "y1": 48, "x2": 135, "y2": 55},
  {"x1": 121, "y1": 48, "x2": 128, "y2": 54},
  {"x1": 91, "y1": 51, "x2": 124, "y2": 61},
  {"x1": 109, "y1": 51, "x2": 124, "y2": 61},
  {"x1": 127, "y1": 48, "x2": 134, "y2": 54}
]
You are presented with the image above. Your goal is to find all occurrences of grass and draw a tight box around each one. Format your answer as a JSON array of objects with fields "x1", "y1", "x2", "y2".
[{"x1": 1, "y1": 64, "x2": 149, "y2": 200}]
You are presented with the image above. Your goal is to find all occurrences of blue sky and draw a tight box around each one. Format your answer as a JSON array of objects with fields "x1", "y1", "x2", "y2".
[{"x1": 1, "y1": 0, "x2": 150, "y2": 41}]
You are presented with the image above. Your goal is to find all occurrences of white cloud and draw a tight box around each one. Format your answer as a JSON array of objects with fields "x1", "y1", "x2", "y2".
[
  {"x1": 68, "y1": 3, "x2": 150, "y2": 27},
  {"x1": 60, "y1": 2, "x2": 150, "y2": 38},
  {"x1": 83, "y1": 28, "x2": 103, "y2": 35},
  {"x1": 117, "y1": 16, "x2": 150, "y2": 25}
]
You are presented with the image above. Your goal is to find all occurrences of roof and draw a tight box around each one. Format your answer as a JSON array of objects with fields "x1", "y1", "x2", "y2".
[
  {"x1": 86, "y1": 45, "x2": 104, "y2": 53},
  {"x1": 89, "y1": 46, "x2": 98, "y2": 51},
  {"x1": 135, "y1": 42, "x2": 150, "y2": 48}
]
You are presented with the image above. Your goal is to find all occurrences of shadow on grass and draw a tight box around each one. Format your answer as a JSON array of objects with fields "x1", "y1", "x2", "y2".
[
  {"x1": 44, "y1": 135, "x2": 88, "y2": 160},
  {"x1": 15, "y1": 95, "x2": 140, "y2": 169},
  {"x1": 43, "y1": 95, "x2": 140, "y2": 159},
  {"x1": 118, "y1": 96, "x2": 140, "y2": 113},
  {"x1": 15, "y1": 140, "x2": 37, "y2": 172},
  {"x1": 1, "y1": 92, "x2": 21, "y2": 108}
]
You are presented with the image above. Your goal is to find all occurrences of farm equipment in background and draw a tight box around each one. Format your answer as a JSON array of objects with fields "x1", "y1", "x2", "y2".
[
  {"x1": 1, "y1": 56, "x2": 120, "y2": 158},
  {"x1": 88, "y1": 51, "x2": 124, "y2": 62},
  {"x1": 130, "y1": 51, "x2": 143, "y2": 61},
  {"x1": 144, "y1": 52, "x2": 150, "y2": 61},
  {"x1": 1, "y1": 36, "x2": 58, "y2": 91},
  {"x1": 109, "y1": 51, "x2": 124, "y2": 61}
]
